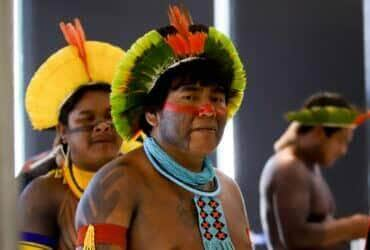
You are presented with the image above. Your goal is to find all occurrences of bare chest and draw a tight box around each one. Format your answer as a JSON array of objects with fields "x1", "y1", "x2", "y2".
[
  {"x1": 309, "y1": 173, "x2": 335, "y2": 220},
  {"x1": 129, "y1": 184, "x2": 247, "y2": 250},
  {"x1": 56, "y1": 190, "x2": 79, "y2": 250}
]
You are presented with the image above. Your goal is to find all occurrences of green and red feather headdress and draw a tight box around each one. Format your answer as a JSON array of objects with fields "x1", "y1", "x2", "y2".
[
  {"x1": 286, "y1": 106, "x2": 370, "y2": 128},
  {"x1": 111, "y1": 5, "x2": 247, "y2": 140}
]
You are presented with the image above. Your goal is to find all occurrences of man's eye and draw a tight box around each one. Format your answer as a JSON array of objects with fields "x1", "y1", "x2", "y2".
[
  {"x1": 211, "y1": 96, "x2": 225, "y2": 103},
  {"x1": 182, "y1": 95, "x2": 195, "y2": 101},
  {"x1": 79, "y1": 116, "x2": 95, "y2": 123}
]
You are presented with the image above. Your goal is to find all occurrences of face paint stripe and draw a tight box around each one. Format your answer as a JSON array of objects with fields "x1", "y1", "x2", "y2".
[
  {"x1": 164, "y1": 102, "x2": 200, "y2": 115},
  {"x1": 164, "y1": 102, "x2": 227, "y2": 117},
  {"x1": 66, "y1": 120, "x2": 113, "y2": 134}
]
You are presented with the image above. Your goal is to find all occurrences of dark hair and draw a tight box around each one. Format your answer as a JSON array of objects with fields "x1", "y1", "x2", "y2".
[
  {"x1": 58, "y1": 83, "x2": 111, "y2": 126},
  {"x1": 139, "y1": 58, "x2": 234, "y2": 135},
  {"x1": 297, "y1": 92, "x2": 354, "y2": 137}
]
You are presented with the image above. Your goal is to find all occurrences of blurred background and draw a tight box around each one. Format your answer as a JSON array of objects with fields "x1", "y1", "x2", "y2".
[{"x1": 1, "y1": 0, "x2": 369, "y2": 249}]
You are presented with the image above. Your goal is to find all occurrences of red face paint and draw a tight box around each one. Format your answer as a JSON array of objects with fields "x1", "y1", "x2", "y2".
[
  {"x1": 198, "y1": 103, "x2": 216, "y2": 116},
  {"x1": 164, "y1": 102, "x2": 227, "y2": 117},
  {"x1": 164, "y1": 102, "x2": 200, "y2": 115}
]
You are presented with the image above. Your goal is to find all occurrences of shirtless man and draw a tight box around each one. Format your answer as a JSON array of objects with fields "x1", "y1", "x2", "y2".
[
  {"x1": 260, "y1": 92, "x2": 370, "y2": 250},
  {"x1": 75, "y1": 5, "x2": 253, "y2": 250},
  {"x1": 18, "y1": 19, "x2": 124, "y2": 249}
]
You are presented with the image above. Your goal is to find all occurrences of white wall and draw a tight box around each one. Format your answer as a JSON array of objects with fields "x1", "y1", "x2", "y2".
[{"x1": 0, "y1": 0, "x2": 17, "y2": 248}]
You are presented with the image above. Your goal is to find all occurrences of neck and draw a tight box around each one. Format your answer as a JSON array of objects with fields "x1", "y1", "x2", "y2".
[
  {"x1": 63, "y1": 162, "x2": 95, "y2": 198},
  {"x1": 153, "y1": 135, "x2": 205, "y2": 172},
  {"x1": 292, "y1": 143, "x2": 319, "y2": 170},
  {"x1": 69, "y1": 156, "x2": 108, "y2": 172}
]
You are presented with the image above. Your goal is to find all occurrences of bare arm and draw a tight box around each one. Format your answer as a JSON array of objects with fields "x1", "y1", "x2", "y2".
[
  {"x1": 18, "y1": 176, "x2": 59, "y2": 243},
  {"x1": 75, "y1": 158, "x2": 139, "y2": 250},
  {"x1": 18, "y1": 177, "x2": 59, "y2": 235},
  {"x1": 234, "y1": 183, "x2": 254, "y2": 250},
  {"x1": 221, "y1": 172, "x2": 254, "y2": 250},
  {"x1": 273, "y1": 163, "x2": 368, "y2": 249}
]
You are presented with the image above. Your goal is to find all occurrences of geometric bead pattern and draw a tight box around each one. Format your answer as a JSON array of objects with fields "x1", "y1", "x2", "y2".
[{"x1": 194, "y1": 195, "x2": 235, "y2": 249}]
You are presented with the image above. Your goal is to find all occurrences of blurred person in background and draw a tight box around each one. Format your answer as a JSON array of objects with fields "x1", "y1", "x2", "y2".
[{"x1": 260, "y1": 92, "x2": 370, "y2": 250}]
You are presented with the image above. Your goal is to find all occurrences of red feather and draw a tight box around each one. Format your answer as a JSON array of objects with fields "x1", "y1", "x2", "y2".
[
  {"x1": 354, "y1": 111, "x2": 370, "y2": 126},
  {"x1": 59, "y1": 18, "x2": 91, "y2": 80},
  {"x1": 168, "y1": 5, "x2": 192, "y2": 38},
  {"x1": 165, "y1": 5, "x2": 207, "y2": 57},
  {"x1": 189, "y1": 32, "x2": 207, "y2": 54}
]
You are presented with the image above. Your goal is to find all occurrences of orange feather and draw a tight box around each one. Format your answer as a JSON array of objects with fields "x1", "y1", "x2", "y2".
[
  {"x1": 354, "y1": 111, "x2": 370, "y2": 126},
  {"x1": 165, "y1": 5, "x2": 207, "y2": 57},
  {"x1": 168, "y1": 5, "x2": 192, "y2": 38},
  {"x1": 59, "y1": 19, "x2": 91, "y2": 80}
]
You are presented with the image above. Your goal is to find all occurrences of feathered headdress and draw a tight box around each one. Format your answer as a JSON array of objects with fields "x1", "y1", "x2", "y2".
[
  {"x1": 111, "y1": 5, "x2": 247, "y2": 140},
  {"x1": 25, "y1": 18, "x2": 125, "y2": 130},
  {"x1": 286, "y1": 106, "x2": 370, "y2": 128}
]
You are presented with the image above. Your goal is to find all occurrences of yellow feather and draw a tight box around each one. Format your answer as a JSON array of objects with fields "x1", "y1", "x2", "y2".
[
  {"x1": 83, "y1": 224, "x2": 95, "y2": 250},
  {"x1": 25, "y1": 41, "x2": 125, "y2": 130}
]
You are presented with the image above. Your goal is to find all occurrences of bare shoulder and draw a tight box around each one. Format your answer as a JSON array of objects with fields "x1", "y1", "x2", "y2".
[
  {"x1": 76, "y1": 148, "x2": 147, "y2": 228},
  {"x1": 262, "y1": 148, "x2": 310, "y2": 187},
  {"x1": 216, "y1": 170, "x2": 241, "y2": 196},
  {"x1": 18, "y1": 172, "x2": 65, "y2": 233},
  {"x1": 215, "y1": 170, "x2": 251, "y2": 230},
  {"x1": 19, "y1": 172, "x2": 65, "y2": 212},
  {"x1": 216, "y1": 170, "x2": 246, "y2": 211}
]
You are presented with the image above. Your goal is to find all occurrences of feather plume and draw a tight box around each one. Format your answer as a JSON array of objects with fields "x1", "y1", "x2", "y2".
[
  {"x1": 59, "y1": 18, "x2": 91, "y2": 79},
  {"x1": 354, "y1": 110, "x2": 370, "y2": 126},
  {"x1": 165, "y1": 5, "x2": 207, "y2": 57}
]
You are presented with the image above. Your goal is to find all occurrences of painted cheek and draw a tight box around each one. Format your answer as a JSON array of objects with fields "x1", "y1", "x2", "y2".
[
  {"x1": 215, "y1": 106, "x2": 227, "y2": 117},
  {"x1": 163, "y1": 102, "x2": 199, "y2": 115},
  {"x1": 164, "y1": 102, "x2": 227, "y2": 117}
]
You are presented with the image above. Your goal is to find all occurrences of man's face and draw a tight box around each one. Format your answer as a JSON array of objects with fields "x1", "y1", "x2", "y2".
[
  {"x1": 153, "y1": 81, "x2": 227, "y2": 157},
  {"x1": 61, "y1": 90, "x2": 122, "y2": 171},
  {"x1": 319, "y1": 127, "x2": 354, "y2": 166}
]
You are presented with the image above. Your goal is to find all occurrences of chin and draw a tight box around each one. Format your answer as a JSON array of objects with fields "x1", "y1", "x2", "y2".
[
  {"x1": 92, "y1": 142, "x2": 119, "y2": 153},
  {"x1": 189, "y1": 132, "x2": 219, "y2": 154},
  {"x1": 90, "y1": 145, "x2": 119, "y2": 161},
  {"x1": 189, "y1": 142, "x2": 217, "y2": 157}
]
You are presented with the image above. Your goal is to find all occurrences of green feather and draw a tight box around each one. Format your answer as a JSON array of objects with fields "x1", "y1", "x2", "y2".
[
  {"x1": 111, "y1": 27, "x2": 247, "y2": 139},
  {"x1": 111, "y1": 30, "x2": 176, "y2": 139},
  {"x1": 286, "y1": 106, "x2": 358, "y2": 126},
  {"x1": 205, "y1": 27, "x2": 247, "y2": 118}
]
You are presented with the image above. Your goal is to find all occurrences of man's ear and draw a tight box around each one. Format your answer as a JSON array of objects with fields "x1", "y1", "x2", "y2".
[
  {"x1": 145, "y1": 111, "x2": 159, "y2": 128},
  {"x1": 313, "y1": 126, "x2": 326, "y2": 141},
  {"x1": 56, "y1": 123, "x2": 68, "y2": 144}
]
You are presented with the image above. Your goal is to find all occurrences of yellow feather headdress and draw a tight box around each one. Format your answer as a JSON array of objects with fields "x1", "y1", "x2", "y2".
[{"x1": 25, "y1": 19, "x2": 125, "y2": 130}]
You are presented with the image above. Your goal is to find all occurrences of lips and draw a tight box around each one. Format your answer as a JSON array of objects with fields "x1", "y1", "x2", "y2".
[
  {"x1": 191, "y1": 127, "x2": 217, "y2": 132},
  {"x1": 91, "y1": 135, "x2": 115, "y2": 144}
]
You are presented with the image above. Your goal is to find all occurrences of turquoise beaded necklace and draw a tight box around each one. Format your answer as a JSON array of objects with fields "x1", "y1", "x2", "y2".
[{"x1": 143, "y1": 137, "x2": 235, "y2": 250}]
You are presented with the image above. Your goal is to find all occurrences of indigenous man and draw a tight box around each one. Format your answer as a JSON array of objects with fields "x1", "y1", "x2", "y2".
[
  {"x1": 75, "y1": 5, "x2": 253, "y2": 250},
  {"x1": 18, "y1": 19, "x2": 125, "y2": 249},
  {"x1": 259, "y1": 92, "x2": 370, "y2": 250}
]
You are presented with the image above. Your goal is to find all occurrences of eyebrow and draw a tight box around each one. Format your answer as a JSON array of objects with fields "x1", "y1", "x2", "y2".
[
  {"x1": 178, "y1": 85, "x2": 201, "y2": 92},
  {"x1": 212, "y1": 86, "x2": 226, "y2": 94},
  {"x1": 76, "y1": 108, "x2": 111, "y2": 116},
  {"x1": 76, "y1": 110, "x2": 94, "y2": 116}
]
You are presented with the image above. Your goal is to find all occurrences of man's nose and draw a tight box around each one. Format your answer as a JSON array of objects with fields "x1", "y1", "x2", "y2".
[
  {"x1": 198, "y1": 103, "x2": 216, "y2": 117},
  {"x1": 93, "y1": 120, "x2": 113, "y2": 133}
]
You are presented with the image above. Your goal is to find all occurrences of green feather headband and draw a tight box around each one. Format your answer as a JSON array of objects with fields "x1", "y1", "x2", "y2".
[
  {"x1": 285, "y1": 106, "x2": 369, "y2": 128},
  {"x1": 111, "y1": 5, "x2": 246, "y2": 140}
]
